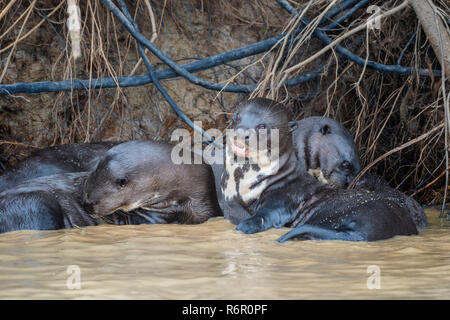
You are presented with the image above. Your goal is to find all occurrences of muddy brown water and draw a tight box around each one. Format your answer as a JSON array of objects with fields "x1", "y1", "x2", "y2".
[{"x1": 0, "y1": 208, "x2": 449, "y2": 299}]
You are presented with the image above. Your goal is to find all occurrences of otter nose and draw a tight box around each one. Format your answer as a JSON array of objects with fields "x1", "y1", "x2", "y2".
[
  {"x1": 83, "y1": 201, "x2": 96, "y2": 214},
  {"x1": 82, "y1": 193, "x2": 98, "y2": 213},
  {"x1": 233, "y1": 128, "x2": 250, "y2": 142},
  {"x1": 339, "y1": 160, "x2": 354, "y2": 175}
]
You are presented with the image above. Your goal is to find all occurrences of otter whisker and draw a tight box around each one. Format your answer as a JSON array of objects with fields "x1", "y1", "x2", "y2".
[{"x1": 134, "y1": 210, "x2": 157, "y2": 224}]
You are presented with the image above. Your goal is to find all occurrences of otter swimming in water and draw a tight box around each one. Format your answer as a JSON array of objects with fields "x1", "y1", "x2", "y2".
[
  {"x1": 82, "y1": 140, "x2": 222, "y2": 224},
  {"x1": 237, "y1": 172, "x2": 418, "y2": 241},
  {"x1": 230, "y1": 98, "x2": 422, "y2": 241},
  {"x1": 204, "y1": 99, "x2": 364, "y2": 224},
  {"x1": 0, "y1": 172, "x2": 152, "y2": 233},
  {"x1": 215, "y1": 98, "x2": 299, "y2": 224},
  {"x1": 0, "y1": 140, "x2": 222, "y2": 233}
]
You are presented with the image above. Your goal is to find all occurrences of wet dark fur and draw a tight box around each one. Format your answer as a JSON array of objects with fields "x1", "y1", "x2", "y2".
[
  {"x1": 0, "y1": 142, "x2": 119, "y2": 192},
  {"x1": 83, "y1": 140, "x2": 222, "y2": 224},
  {"x1": 0, "y1": 141, "x2": 186, "y2": 225},
  {"x1": 232, "y1": 99, "x2": 422, "y2": 241},
  {"x1": 0, "y1": 172, "x2": 149, "y2": 234},
  {"x1": 294, "y1": 117, "x2": 361, "y2": 187},
  {"x1": 354, "y1": 174, "x2": 427, "y2": 229},
  {"x1": 237, "y1": 172, "x2": 418, "y2": 242},
  {"x1": 217, "y1": 98, "x2": 299, "y2": 224},
  {"x1": 207, "y1": 99, "x2": 365, "y2": 225},
  {"x1": 0, "y1": 140, "x2": 222, "y2": 233}
]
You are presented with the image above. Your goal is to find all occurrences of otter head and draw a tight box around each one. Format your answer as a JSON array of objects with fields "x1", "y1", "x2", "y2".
[
  {"x1": 82, "y1": 141, "x2": 165, "y2": 216},
  {"x1": 221, "y1": 98, "x2": 296, "y2": 205},
  {"x1": 296, "y1": 117, "x2": 361, "y2": 188},
  {"x1": 227, "y1": 97, "x2": 295, "y2": 163}
]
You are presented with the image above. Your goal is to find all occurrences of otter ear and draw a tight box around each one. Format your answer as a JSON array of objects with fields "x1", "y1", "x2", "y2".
[
  {"x1": 320, "y1": 125, "x2": 331, "y2": 135},
  {"x1": 288, "y1": 121, "x2": 298, "y2": 132}
]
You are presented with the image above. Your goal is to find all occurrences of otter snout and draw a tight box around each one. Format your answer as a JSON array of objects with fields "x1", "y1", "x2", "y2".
[
  {"x1": 82, "y1": 188, "x2": 104, "y2": 215},
  {"x1": 339, "y1": 160, "x2": 355, "y2": 176},
  {"x1": 82, "y1": 192, "x2": 99, "y2": 214},
  {"x1": 335, "y1": 160, "x2": 361, "y2": 187},
  {"x1": 83, "y1": 201, "x2": 96, "y2": 215}
]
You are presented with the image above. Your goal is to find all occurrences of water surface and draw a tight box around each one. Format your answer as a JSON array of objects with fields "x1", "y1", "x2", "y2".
[{"x1": 0, "y1": 208, "x2": 449, "y2": 299}]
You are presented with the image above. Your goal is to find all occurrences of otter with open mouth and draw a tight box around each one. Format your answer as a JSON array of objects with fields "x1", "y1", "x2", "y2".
[
  {"x1": 231, "y1": 99, "x2": 424, "y2": 240},
  {"x1": 206, "y1": 99, "x2": 365, "y2": 224},
  {"x1": 217, "y1": 98, "x2": 299, "y2": 224}
]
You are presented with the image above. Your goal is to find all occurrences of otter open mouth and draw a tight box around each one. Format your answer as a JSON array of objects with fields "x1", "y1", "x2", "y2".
[
  {"x1": 307, "y1": 168, "x2": 330, "y2": 185},
  {"x1": 231, "y1": 140, "x2": 250, "y2": 157}
]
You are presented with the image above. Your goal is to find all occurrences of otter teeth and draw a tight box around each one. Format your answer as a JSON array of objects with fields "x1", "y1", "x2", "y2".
[
  {"x1": 308, "y1": 168, "x2": 330, "y2": 185},
  {"x1": 231, "y1": 142, "x2": 247, "y2": 156}
]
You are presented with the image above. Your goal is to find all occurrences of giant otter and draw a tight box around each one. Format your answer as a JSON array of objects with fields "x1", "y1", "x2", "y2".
[
  {"x1": 204, "y1": 98, "x2": 361, "y2": 224},
  {"x1": 206, "y1": 98, "x2": 364, "y2": 225},
  {"x1": 294, "y1": 116, "x2": 361, "y2": 187},
  {"x1": 231, "y1": 98, "x2": 422, "y2": 240},
  {"x1": 0, "y1": 142, "x2": 118, "y2": 192},
  {"x1": 0, "y1": 172, "x2": 149, "y2": 233},
  {"x1": 83, "y1": 140, "x2": 222, "y2": 224},
  {"x1": 353, "y1": 173, "x2": 427, "y2": 229},
  {"x1": 216, "y1": 98, "x2": 299, "y2": 224},
  {"x1": 237, "y1": 173, "x2": 418, "y2": 241},
  {"x1": 293, "y1": 117, "x2": 426, "y2": 229},
  {"x1": 0, "y1": 140, "x2": 222, "y2": 233}
]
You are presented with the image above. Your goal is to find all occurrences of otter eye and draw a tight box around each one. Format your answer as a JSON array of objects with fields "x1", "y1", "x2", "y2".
[
  {"x1": 320, "y1": 125, "x2": 331, "y2": 135},
  {"x1": 116, "y1": 178, "x2": 128, "y2": 188},
  {"x1": 256, "y1": 124, "x2": 267, "y2": 130}
]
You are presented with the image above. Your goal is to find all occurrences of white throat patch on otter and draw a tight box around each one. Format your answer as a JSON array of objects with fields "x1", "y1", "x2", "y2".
[{"x1": 221, "y1": 147, "x2": 279, "y2": 204}]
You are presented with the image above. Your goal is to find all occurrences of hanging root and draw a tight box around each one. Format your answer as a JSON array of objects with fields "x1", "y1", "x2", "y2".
[{"x1": 67, "y1": 0, "x2": 82, "y2": 60}]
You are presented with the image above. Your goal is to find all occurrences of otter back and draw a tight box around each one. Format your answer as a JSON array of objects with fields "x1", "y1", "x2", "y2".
[{"x1": 0, "y1": 142, "x2": 118, "y2": 192}]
